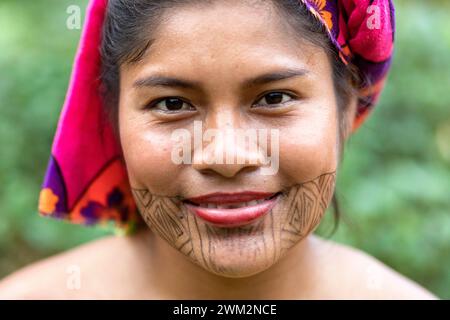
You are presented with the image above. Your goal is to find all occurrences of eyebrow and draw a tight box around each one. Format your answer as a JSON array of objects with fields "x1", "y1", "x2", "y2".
[{"x1": 132, "y1": 68, "x2": 309, "y2": 90}]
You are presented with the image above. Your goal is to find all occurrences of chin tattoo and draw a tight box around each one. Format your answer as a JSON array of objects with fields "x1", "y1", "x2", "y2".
[{"x1": 132, "y1": 171, "x2": 336, "y2": 275}]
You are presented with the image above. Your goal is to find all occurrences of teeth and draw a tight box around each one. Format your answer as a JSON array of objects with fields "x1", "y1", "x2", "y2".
[
  {"x1": 198, "y1": 198, "x2": 271, "y2": 209},
  {"x1": 187, "y1": 194, "x2": 280, "y2": 209}
]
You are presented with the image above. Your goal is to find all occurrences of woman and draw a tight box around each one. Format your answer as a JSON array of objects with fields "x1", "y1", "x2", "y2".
[{"x1": 0, "y1": 0, "x2": 438, "y2": 299}]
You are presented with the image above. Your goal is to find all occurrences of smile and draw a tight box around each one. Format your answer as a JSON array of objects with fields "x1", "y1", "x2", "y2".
[{"x1": 182, "y1": 191, "x2": 281, "y2": 228}]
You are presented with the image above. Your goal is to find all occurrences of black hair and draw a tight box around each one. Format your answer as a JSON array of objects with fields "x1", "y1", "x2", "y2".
[{"x1": 100, "y1": 0, "x2": 362, "y2": 237}]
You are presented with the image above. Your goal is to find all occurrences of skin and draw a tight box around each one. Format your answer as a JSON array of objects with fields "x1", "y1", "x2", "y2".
[
  {"x1": 0, "y1": 1, "x2": 439, "y2": 299},
  {"x1": 119, "y1": 1, "x2": 341, "y2": 278},
  {"x1": 131, "y1": 173, "x2": 336, "y2": 278}
]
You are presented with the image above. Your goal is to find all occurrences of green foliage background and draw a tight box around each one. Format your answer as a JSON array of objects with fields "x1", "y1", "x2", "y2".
[{"x1": 0, "y1": 0, "x2": 449, "y2": 298}]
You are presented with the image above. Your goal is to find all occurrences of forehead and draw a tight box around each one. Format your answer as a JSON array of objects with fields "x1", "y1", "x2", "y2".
[{"x1": 121, "y1": 1, "x2": 330, "y2": 84}]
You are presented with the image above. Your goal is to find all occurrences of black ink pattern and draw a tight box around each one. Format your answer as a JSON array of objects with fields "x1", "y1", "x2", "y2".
[{"x1": 132, "y1": 171, "x2": 336, "y2": 276}]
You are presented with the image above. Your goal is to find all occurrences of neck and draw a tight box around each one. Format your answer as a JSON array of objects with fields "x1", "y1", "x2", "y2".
[{"x1": 137, "y1": 228, "x2": 322, "y2": 299}]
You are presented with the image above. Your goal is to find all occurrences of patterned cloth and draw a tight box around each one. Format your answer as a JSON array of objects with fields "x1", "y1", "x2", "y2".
[{"x1": 38, "y1": 0, "x2": 395, "y2": 233}]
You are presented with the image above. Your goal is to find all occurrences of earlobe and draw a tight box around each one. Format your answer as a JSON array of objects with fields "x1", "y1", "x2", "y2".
[{"x1": 342, "y1": 96, "x2": 358, "y2": 141}]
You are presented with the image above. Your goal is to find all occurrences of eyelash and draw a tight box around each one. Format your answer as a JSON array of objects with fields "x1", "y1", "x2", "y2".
[
  {"x1": 143, "y1": 91, "x2": 297, "y2": 113},
  {"x1": 143, "y1": 96, "x2": 195, "y2": 113},
  {"x1": 252, "y1": 91, "x2": 297, "y2": 108}
]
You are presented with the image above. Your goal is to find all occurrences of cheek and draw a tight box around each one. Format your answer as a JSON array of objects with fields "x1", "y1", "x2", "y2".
[
  {"x1": 273, "y1": 169, "x2": 336, "y2": 257},
  {"x1": 278, "y1": 104, "x2": 339, "y2": 183},
  {"x1": 118, "y1": 110, "x2": 181, "y2": 194}
]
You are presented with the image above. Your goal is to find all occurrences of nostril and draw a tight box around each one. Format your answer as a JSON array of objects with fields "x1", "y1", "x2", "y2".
[
  {"x1": 197, "y1": 168, "x2": 220, "y2": 177},
  {"x1": 192, "y1": 155, "x2": 263, "y2": 179}
]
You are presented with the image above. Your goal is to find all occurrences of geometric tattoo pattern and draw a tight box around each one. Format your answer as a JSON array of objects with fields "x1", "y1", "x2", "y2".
[{"x1": 132, "y1": 171, "x2": 336, "y2": 276}]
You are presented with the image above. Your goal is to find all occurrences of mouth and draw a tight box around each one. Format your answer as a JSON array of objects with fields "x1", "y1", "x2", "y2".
[{"x1": 182, "y1": 192, "x2": 282, "y2": 228}]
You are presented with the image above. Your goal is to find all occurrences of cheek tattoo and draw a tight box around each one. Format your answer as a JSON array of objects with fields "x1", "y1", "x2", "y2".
[{"x1": 132, "y1": 171, "x2": 336, "y2": 275}]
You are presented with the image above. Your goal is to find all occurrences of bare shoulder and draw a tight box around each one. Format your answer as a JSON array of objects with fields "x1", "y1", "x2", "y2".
[
  {"x1": 310, "y1": 235, "x2": 439, "y2": 300},
  {"x1": 0, "y1": 231, "x2": 149, "y2": 299}
]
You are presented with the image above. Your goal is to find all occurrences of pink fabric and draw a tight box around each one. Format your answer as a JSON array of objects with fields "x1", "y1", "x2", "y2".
[
  {"x1": 39, "y1": 0, "x2": 138, "y2": 232},
  {"x1": 341, "y1": 0, "x2": 393, "y2": 62},
  {"x1": 53, "y1": 0, "x2": 118, "y2": 209}
]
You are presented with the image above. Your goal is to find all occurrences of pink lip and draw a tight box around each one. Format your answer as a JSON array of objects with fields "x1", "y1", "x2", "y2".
[
  {"x1": 185, "y1": 191, "x2": 276, "y2": 204},
  {"x1": 184, "y1": 194, "x2": 280, "y2": 228}
]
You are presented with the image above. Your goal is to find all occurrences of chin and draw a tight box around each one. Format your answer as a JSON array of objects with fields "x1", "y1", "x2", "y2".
[
  {"x1": 185, "y1": 220, "x2": 280, "y2": 278},
  {"x1": 193, "y1": 250, "x2": 277, "y2": 278}
]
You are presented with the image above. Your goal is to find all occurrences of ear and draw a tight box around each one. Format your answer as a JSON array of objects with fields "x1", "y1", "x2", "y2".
[{"x1": 341, "y1": 95, "x2": 358, "y2": 142}]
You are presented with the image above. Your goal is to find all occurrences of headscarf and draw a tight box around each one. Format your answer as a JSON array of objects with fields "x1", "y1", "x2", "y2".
[{"x1": 38, "y1": 0, "x2": 395, "y2": 233}]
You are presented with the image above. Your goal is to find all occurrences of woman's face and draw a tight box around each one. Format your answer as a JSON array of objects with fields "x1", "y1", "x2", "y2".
[{"x1": 118, "y1": 1, "x2": 351, "y2": 277}]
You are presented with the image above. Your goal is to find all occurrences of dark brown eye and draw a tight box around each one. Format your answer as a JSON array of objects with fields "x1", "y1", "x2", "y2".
[
  {"x1": 253, "y1": 92, "x2": 294, "y2": 108},
  {"x1": 146, "y1": 97, "x2": 195, "y2": 113},
  {"x1": 165, "y1": 98, "x2": 184, "y2": 110}
]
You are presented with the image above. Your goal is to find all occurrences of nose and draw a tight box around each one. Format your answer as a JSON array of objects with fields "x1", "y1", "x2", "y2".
[
  {"x1": 192, "y1": 137, "x2": 266, "y2": 178},
  {"x1": 191, "y1": 113, "x2": 267, "y2": 178}
]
